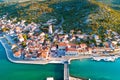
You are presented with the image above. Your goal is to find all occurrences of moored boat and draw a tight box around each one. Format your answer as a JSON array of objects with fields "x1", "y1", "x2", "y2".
[{"x1": 92, "y1": 56, "x2": 119, "y2": 62}]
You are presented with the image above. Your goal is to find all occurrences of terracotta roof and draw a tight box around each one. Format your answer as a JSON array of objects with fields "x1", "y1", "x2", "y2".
[
  {"x1": 41, "y1": 52, "x2": 47, "y2": 58},
  {"x1": 66, "y1": 48, "x2": 77, "y2": 52},
  {"x1": 68, "y1": 43, "x2": 76, "y2": 47},
  {"x1": 18, "y1": 34, "x2": 24, "y2": 39},
  {"x1": 80, "y1": 44, "x2": 87, "y2": 48},
  {"x1": 87, "y1": 48, "x2": 92, "y2": 51},
  {"x1": 58, "y1": 42, "x2": 67, "y2": 46},
  {"x1": 14, "y1": 50, "x2": 21, "y2": 57},
  {"x1": 16, "y1": 27, "x2": 21, "y2": 31}
]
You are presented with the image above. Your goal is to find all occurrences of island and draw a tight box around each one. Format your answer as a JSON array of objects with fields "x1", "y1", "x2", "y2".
[
  {"x1": 1, "y1": 0, "x2": 120, "y2": 80},
  {"x1": 0, "y1": 17, "x2": 120, "y2": 80}
]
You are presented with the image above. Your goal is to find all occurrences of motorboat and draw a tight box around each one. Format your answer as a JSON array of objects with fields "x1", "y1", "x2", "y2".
[{"x1": 92, "y1": 56, "x2": 119, "y2": 62}]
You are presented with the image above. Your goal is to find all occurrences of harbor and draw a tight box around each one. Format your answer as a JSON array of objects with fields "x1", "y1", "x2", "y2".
[{"x1": 92, "y1": 56, "x2": 120, "y2": 62}]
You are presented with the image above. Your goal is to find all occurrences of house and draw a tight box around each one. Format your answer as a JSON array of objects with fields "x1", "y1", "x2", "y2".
[
  {"x1": 41, "y1": 50, "x2": 49, "y2": 59},
  {"x1": 25, "y1": 53, "x2": 32, "y2": 59},
  {"x1": 51, "y1": 46, "x2": 57, "y2": 51},
  {"x1": 65, "y1": 48, "x2": 78, "y2": 56},
  {"x1": 9, "y1": 30, "x2": 15, "y2": 35},
  {"x1": 39, "y1": 38, "x2": 45, "y2": 44},
  {"x1": 58, "y1": 42, "x2": 67, "y2": 50},
  {"x1": 103, "y1": 42, "x2": 110, "y2": 48},
  {"x1": 93, "y1": 34, "x2": 99, "y2": 40},
  {"x1": 14, "y1": 50, "x2": 21, "y2": 57},
  {"x1": 96, "y1": 39, "x2": 102, "y2": 46},
  {"x1": 70, "y1": 36, "x2": 76, "y2": 41},
  {"x1": 15, "y1": 27, "x2": 21, "y2": 33},
  {"x1": 87, "y1": 48, "x2": 92, "y2": 54},
  {"x1": 40, "y1": 32, "x2": 45, "y2": 37},
  {"x1": 76, "y1": 34, "x2": 84, "y2": 39},
  {"x1": 11, "y1": 44, "x2": 17, "y2": 49},
  {"x1": 64, "y1": 34, "x2": 69, "y2": 38},
  {"x1": 67, "y1": 43, "x2": 77, "y2": 48},
  {"x1": 18, "y1": 34, "x2": 24, "y2": 42},
  {"x1": 112, "y1": 41, "x2": 117, "y2": 45},
  {"x1": 48, "y1": 25, "x2": 53, "y2": 34},
  {"x1": 79, "y1": 43, "x2": 87, "y2": 49}
]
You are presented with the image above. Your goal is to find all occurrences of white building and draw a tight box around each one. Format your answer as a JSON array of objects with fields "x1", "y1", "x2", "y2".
[
  {"x1": 58, "y1": 42, "x2": 67, "y2": 50},
  {"x1": 49, "y1": 25, "x2": 53, "y2": 34},
  {"x1": 65, "y1": 48, "x2": 78, "y2": 56}
]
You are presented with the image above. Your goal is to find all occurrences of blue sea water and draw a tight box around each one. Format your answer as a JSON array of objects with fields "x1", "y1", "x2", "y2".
[
  {"x1": 0, "y1": 43, "x2": 64, "y2": 80},
  {"x1": 70, "y1": 59, "x2": 120, "y2": 80},
  {"x1": 1, "y1": 40, "x2": 120, "y2": 80}
]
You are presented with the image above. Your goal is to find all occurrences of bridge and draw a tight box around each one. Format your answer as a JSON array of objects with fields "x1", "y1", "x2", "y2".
[{"x1": 64, "y1": 61, "x2": 69, "y2": 80}]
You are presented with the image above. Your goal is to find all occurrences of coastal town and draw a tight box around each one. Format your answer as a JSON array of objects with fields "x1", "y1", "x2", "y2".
[
  {"x1": 1, "y1": 0, "x2": 120, "y2": 80},
  {"x1": 0, "y1": 17, "x2": 120, "y2": 80},
  {"x1": 0, "y1": 17, "x2": 120, "y2": 62}
]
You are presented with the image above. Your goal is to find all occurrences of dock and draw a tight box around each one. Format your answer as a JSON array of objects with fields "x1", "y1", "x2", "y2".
[{"x1": 64, "y1": 61, "x2": 69, "y2": 80}]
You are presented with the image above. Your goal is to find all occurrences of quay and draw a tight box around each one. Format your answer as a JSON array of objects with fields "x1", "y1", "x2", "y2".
[
  {"x1": 64, "y1": 61, "x2": 69, "y2": 80},
  {"x1": 64, "y1": 60, "x2": 83, "y2": 80}
]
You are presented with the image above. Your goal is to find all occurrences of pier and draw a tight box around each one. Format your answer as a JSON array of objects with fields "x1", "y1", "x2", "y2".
[{"x1": 64, "y1": 61, "x2": 69, "y2": 80}]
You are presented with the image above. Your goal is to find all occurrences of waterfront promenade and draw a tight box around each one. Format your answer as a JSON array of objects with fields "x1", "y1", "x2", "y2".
[
  {"x1": 0, "y1": 37, "x2": 85, "y2": 80},
  {"x1": 0, "y1": 36, "x2": 91, "y2": 65},
  {"x1": 0, "y1": 37, "x2": 50, "y2": 64}
]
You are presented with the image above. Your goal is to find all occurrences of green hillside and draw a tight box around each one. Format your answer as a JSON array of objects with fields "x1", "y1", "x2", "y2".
[{"x1": 0, "y1": 0, "x2": 120, "y2": 35}]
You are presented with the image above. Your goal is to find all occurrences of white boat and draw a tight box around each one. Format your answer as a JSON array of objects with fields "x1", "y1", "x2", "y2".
[
  {"x1": 92, "y1": 57, "x2": 101, "y2": 61},
  {"x1": 103, "y1": 57, "x2": 115, "y2": 62},
  {"x1": 47, "y1": 77, "x2": 54, "y2": 80},
  {"x1": 92, "y1": 56, "x2": 118, "y2": 62}
]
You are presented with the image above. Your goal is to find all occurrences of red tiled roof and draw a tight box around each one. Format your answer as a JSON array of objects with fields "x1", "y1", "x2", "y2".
[
  {"x1": 66, "y1": 48, "x2": 77, "y2": 52},
  {"x1": 80, "y1": 44, "x2": 87, "y2": 48},
  {"x1": 68, "y1": 43, "x2": 76, "y2": 47},
  {"x1": 58, "y1": 42, "x2": 67, "y2": 46},
  {"x1": 14, "y1": 50, "x2": 21, "y2": 57},
  {"x1": 41, "y1": 52, "x2": 47, "y2": 58}
]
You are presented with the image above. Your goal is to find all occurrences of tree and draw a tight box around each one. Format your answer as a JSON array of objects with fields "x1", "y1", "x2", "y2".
[
  {"x1": 21, "y1": 41, "x2": 26, "y2": 47},
  {"x1": 22, "y1": 34, "x2": 27, "y2": 41},
  {"x1": 2, "y1": 27, "x2": 9, "y2": 32}
]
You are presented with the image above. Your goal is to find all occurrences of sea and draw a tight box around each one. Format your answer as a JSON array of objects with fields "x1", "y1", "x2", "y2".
[
  {"x1": 1, "y1": 42, "x2": 120, "y2": 80},
  {"x1": 0, "y1": 0, "x2": 120, "y2": 79},
  {"x1": 0, "y1": 43, "x2": 64, "y2": 80},
  {"x1": 70, "y1": 59, "x2": 120, "y2": 80}
]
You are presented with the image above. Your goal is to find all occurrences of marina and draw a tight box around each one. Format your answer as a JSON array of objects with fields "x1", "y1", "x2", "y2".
[{"x1": 92, "y1": 56, "x2": 120, "y2": 62}]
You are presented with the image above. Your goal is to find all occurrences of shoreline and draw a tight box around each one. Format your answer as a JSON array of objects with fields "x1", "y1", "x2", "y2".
[
  {"x1": 0, "y1": 38, "x2": 49, "y2": 64},
  {"x1": 0, "y1": 37, "x2": 90, "y2": 80},
  {"x1": 1, "y1": 36, "x2": 119, "y2": 80},
  {"x1": 1, "y1": 38, "x2": 120, "y2": 80},
  {"x1": 0, "y1": 37, "x2": 91, "y2": 65}
]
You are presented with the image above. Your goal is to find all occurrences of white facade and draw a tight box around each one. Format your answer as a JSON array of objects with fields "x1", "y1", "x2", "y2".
[
  {"x1": 19, "y1": 38, "x2": 24, "y2": 42},
  {"x1": 65, "y1": 51, "x2": 78, "y2": 56},
  {"x1": 49, "y1": 25, "x2": 53, "y2": 34},
  {"x1": 58, "y1": 46, "x2": 66, "y2": 50}
]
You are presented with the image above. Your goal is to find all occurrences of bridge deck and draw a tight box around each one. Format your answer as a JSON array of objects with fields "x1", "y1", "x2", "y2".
[{"x1": 64, "y1": 61, "x2": 69, "y2": 80}]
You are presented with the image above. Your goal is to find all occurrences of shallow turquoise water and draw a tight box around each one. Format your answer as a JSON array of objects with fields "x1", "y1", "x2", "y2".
[
  {"x1": 0, "y1": 43, "x2": 64, "y2": 80},
  {"x1": 1, "y1": 41, "x2": 120, "y2": 80},
  {"x1": 70, "y1": 59, "x2": 120, "y2": 80}
]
